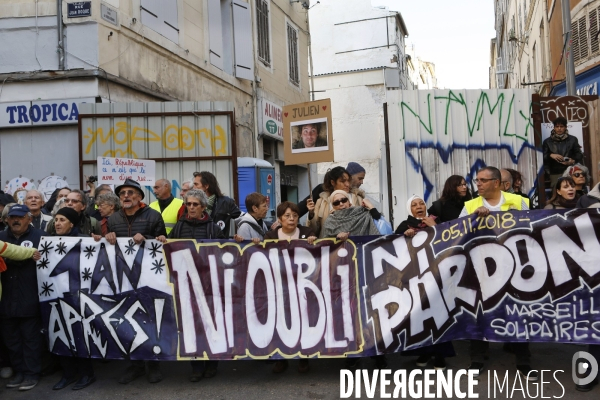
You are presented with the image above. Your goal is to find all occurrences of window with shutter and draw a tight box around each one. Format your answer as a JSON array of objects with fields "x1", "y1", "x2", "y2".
[
  {"x1": 572, "y1": 17, "x2": 580, "y2": 62},
  {"x1": 140, "y1": 0, "x2": 179, "y2": 44},
  {"x1": 591, "y1": 8, "x2": 599, "y2": 54},
  {"x1": 579, "y1": 17, "x2": 588, "y2": 60},
  {"x1": 256, "y1": 0, "x2": 271, "y2": 66},
  {"x1": 287, "y1": 23, "x2": 299, "y2": 86},
  {"x1": 232, "y1": 0, "x2": 254, "y2": 80}
]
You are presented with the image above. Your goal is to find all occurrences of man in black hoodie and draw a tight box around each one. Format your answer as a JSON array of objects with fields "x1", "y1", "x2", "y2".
[{"x1": 106, "y1": 179, "x2": 167, "y2": 385}]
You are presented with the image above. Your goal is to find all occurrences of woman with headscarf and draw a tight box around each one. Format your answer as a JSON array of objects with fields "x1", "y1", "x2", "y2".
[
  {"x1": 544, "y1": 176, "x2": 577, "y2": 210},
  {"x1": 394, "y1": 195, "x2": 437, "y2": 236},
  {"x1": 563, "y1": 164, "x2": 590, "y2": 198},
  {"x1": 394, "y1": 195, "x2": 455, "y2": 370},
  {"x1": 50, "y1": 208, "x2": 96, "y2": 390},
  {"x1": 427, "y1": 175, "x2": 472, "y2": 223}
]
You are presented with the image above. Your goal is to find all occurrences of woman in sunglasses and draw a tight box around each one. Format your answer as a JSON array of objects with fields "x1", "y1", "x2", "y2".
[
  {"x1": 168, "y1": 189, "x2": 225, "y2": 382},
  {"x1": 394, "y1": 195, "x2": 437, "y2": 237},
  {"x1": 544, "y1": 176, "x2": 577, "y2": 209},
  {"x1": 321, "y1": 191, "x2": 380, "y2": 241},
  {"x1": 321, "y1": 190, "x2": 384, "y2": 370},
  {"x1": 308, "y1": 167, "x2": 375, "y2": 238},
  {"x1": 563, "y1": 164, "x2": 590, "y2": 198}
]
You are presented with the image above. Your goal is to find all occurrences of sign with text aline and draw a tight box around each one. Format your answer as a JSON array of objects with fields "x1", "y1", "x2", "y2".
[
  {"x1": 260, "y1": 99, "x2": 283, "y2": 141},
  {"x1": 38, "y1": 209, "x2": 600, "y2": 361},
  {"x1": 97, "y1": 156, "x2": 156, "y2": 186}
]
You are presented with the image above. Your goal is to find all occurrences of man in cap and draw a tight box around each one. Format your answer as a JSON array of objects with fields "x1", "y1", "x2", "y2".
[
  {"x1": 150, "y1": 179, "x2": 183, "y2": 235},
  {"x1": 0, "y1": 205, "x2": 45, "y2": 391},
  {"x1": 105, "y1": 179, "x2": 166, "y2": 384}
]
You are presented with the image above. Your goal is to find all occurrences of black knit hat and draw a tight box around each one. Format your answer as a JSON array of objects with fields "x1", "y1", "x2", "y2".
[
  {"x1": 114, "y1": 178, "x2": 145, "y2": 200},
  {"x1": 55, "y1": 207, "x2": 80, "y2": 226}
]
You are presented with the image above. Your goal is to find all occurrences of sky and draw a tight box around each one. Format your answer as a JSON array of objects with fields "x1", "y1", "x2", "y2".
[{"x1": 371, "y1": 0, "x2": 497, "y2": 89}]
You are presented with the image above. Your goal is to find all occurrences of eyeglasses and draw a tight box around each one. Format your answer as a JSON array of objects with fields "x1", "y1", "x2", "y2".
[
  {"x1": 473, "y1": 178, "x2": 498, "y2": 185},
  {"x1": 331, "y1": 197, "x2": 349, "y2": 207},
  {"x1": 186, "y1": 202, "x2": 201, "y2": 207},
  {"x1": 281, "y1": 213, "x2": 298, "y2": 220},
  {"x1": 457, "y1": 183, "x2": 467, "y2": 187},
  {"x1": 65, "y1": 198, "x2": 82, "y2": 204},
  {"x1": 119, "y1": 190, "x2": 137, "y2": 197},
  {"x1": 572, "y1": 172, "x2": 584, "y2": 178}
]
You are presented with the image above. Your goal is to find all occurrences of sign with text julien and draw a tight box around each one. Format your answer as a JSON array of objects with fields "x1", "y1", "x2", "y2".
[
  {"x1": 38, "y1": 209, "x2": 600, "y2": 361},
  {"x1": 283, "y1": 99, "x2": 334, "y2": 165},
  {"x1": 97, "y1": 156, "x2": 156, "y2": 186}
]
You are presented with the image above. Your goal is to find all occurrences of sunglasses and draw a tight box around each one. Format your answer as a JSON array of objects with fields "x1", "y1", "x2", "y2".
[
  {"x1": 119, "y1": 190, "x2": 137, "y2": 197},
  {"x1": 332, "y1": 197, "x2": 349, "y2": 207},
  {"x1": 572, "y1": 172, "x2": 584, "y2": 178},
  {"x1": 186, "y1": 202, "x2": 201, "y2": 207}
]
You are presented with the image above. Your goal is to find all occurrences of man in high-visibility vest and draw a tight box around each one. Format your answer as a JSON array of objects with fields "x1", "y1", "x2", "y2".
[
  {"x1": 459, "y1": 167, "x2": 534, "y2": 380},
  {"x1": 150, "y1": 179, "x2": 183, "y2": 235},
  {"x1": 459, "y1": 167, "x2": 529, "y2": 218}
]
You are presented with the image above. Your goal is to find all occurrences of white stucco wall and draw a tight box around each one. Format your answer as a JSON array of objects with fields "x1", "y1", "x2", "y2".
[
  {"x1": 310, "y1": 0, "x2": 400, "y2": 75},
  {"x1": 313, "y1": 69, "x2": 386, "y2": 206},
  {"x1": 0, "y1": 16, "x2": 98, "y2": 73}
]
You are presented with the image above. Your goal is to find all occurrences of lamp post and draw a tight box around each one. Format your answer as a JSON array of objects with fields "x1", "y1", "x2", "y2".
[{"x1": 562, "y1": 0, "x2": 576, "y2": 95}]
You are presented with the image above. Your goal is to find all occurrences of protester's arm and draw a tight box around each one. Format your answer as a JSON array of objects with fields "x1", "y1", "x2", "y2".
[{"x1": 0, "y1": 240, "x2": 37, "y2": 261}]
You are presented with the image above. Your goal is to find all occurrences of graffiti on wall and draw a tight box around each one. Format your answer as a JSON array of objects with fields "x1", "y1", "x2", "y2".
[
  {"x1": 83, "y1": 122, "x2": 229, "y2": 158},
  {"x1": 390, "y1": 89, "x2": 540, "y2": 204}
]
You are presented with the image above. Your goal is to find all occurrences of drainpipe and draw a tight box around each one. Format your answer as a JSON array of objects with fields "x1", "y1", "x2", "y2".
[{"x1": 57, "y1": 0, "x2": 64, "y2": 70}]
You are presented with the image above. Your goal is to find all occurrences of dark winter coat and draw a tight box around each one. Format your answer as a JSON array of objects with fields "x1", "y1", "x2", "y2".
[
  {"x1": 0, "y1": 226, "x2": 44, "y2": 318},
  {"x1": 169, "y1": 213, "x2": 225, "y2": 240},
  {"x1": 107, "y1": 204, "x2": 167, "y2": 238},
  {"x1": 542, "y1": 135, "x2": 583, "y2": 174},
  {"x1": 209, "y1": 196, "x2": 241, "y2": 236},
  {"x1": 427, "y1": 198, "x2": 466, "y2": 224}
]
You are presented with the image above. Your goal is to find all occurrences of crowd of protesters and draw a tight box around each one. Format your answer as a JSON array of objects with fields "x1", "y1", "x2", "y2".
[{"x1": 0, "y1": 118, "x2": 598, "y2": 392}]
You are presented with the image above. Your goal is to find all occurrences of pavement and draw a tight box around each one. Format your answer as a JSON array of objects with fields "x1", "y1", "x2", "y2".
[{"x1": 0, "y1": 341, "x2": 597, "y2": 399}]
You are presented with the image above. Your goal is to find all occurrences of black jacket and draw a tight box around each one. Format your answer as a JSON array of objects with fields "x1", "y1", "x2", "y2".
[
  {"x1": 169, "y1": 213, "x2": 225, "y2": 240},
  {"x1": 394, "y1": 215, "x2": 422, "y2": 235},
  {"x1": 209, "y1": 196, "x2": 241, "y2": 236},
  {"x1": 107, "y1": 205, "x2": 167, "y2": 238},
  {"x1": 0, "y1": 226, "x2": 44, "y2": 318},
  {"x1": 427, "y1": 198, "x2": 465, "y2": 224},
  {"x1": 542, "y1": 135, "x2": 583, "y2": 174}
]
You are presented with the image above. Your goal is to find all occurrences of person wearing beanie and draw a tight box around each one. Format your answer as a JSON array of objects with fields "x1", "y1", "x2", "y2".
[
  {"x1": 346, "y1": 162, "x2": 366, "y2": 189},
  {"x1": 105, "y1": 178, "x2": 167, "y2": 384},
  {"x1": 50, "y1": 207, "x2": 96, "y2": 391}
]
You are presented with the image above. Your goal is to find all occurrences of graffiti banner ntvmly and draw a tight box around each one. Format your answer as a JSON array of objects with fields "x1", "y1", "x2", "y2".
[{"x1": 38, "y1": 209, "x2": 600, "y2": 360}]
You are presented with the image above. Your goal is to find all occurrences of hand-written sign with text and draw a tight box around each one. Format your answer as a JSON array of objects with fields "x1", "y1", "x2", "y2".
[
  {"x1": 97, "y1": 157, "x2": 155, "y2": 186},
  {"x1": 37, "y1": 209, "x2": 600, "y2": 361}
]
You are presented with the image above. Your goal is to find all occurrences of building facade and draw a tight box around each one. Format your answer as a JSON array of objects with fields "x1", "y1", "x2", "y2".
[
  {"x1": 490, "y1": 0, "x2": 552, "y2": 96},
  {"x1": 0, "y1": 0, "x2": 311, "y2": 204},
  {"x1": 549, "y1": 0, "x2": 600, "y2": 95},
  {"x1": 308, "y1": 0, "x2": 413, "y2": 207}
]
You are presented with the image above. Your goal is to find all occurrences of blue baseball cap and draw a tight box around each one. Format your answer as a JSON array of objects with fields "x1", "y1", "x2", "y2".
[{"x1": 7, "y1": 204, "x2": 30, "y2": 217}]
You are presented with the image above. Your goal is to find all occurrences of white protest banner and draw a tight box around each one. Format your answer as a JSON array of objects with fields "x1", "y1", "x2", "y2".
[{"x1": 97, "y1": 157, "x2": 156, "y2": 186}]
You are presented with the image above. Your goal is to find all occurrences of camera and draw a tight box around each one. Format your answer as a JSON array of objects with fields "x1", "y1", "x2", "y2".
[{"x1": 87, "y1": 176, "x2": 98, "y2": 184}]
